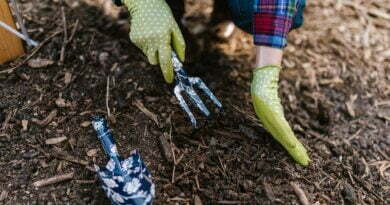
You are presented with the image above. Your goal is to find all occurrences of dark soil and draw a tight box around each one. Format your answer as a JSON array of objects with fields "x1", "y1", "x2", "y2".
[{"x1": 0, "y1": 0, "x2": 389, "y2": 204}]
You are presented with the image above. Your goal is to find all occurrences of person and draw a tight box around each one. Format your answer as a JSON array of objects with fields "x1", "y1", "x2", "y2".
[{"x1": 115, "y1": 0, "x2": 310, "y2": 166}]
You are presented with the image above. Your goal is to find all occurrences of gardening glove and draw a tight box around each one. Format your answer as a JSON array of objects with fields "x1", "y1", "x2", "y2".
[
  {"x1": 251, "y1": 65, "x2": 310, "y2": 166},
  {"x1": 123, "y1": 0, "x2": 186, "y2": 83}
]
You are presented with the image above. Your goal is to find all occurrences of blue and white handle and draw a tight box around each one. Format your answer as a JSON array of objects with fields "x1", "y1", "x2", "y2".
[{"x1": 91, "y1": 116, "x2": 123, "y2": 175}]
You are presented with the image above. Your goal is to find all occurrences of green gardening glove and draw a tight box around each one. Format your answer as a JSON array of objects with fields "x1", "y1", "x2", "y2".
[
  {"x1": 251, "y1": 65, "x2": 310, "y2": 166},
  {"x1": 123, "y1": 0, "x2": 186, "y2": 83}
]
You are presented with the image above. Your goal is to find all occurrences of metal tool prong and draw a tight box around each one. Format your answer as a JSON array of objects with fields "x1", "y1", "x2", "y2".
[
  {"x1": 190, "y1": 77, "x2": 223, "y2": 111},
  {"x1": 174, "y1": 86, "x2": 197, "y2": 127},
  {"x1": 171, "y1": 52, "x2": 222, "y2": 127}
]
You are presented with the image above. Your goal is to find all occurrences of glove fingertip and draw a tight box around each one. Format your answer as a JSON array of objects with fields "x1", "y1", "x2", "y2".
[
  {"x1": 172, "y1": 29, "x2": 186, "y2": 62},
  {"x1": 159, "y1": 48, "x2": 174, "y2": 84},
  {"x1": 162, "y1": 64, "x2": 174, "y2": 83},
  {"x1": 177, "y1": 46, "x2": 186, "y2": 62}
]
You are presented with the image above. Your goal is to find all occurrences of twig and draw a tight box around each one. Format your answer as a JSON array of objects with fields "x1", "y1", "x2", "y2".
[
  {"x1": 59, "y1": 2, "x2": 68, "y2": 65},
  {"x1": 75, "y1": 179, "x2": 96, "y2": 184},
  {"x1": 32, "y1": 172, "x2": 74, "y2": 187},
  {"x1": 106, "y1": 76, "x2": 111, "y2": 118},
  {"x1": 31, "y1": 109, "x2": 58, "y2": 126},
  {"x1": 163, "y1": 170, "x2": 192, "y2": 188},
  {"x1": 263, "y1": 179, "x2": 279, "y2": 202},
  {"x1": 134, "y1": 100, "x2": 160, "y2": 127},
  {"x1": 217, "y1": 201, "x2": 242, "y2": 204},
  {"x1": 28, "y1": 144, "x2": 95, "y2": 172},
  {"x1": 68, "y1": 19, "x2": 79, "y2": 43},
  {"x1": 1, "y1": 109, "x2": 15, "y2": 131},
  {"x1": 52, "y1": 152, "x2": 89, "y2": 166},
  {"x1": 159, "y1": 133, "x2": 173, "y2": 163},
  {"x1": 9, "y1": 0, "x2": 37, "y2": 46},
  {"x1": 0, "y1": 23, "x2": 76, "y2": 75},
  {"x1": 290, "y1": 182, "x2": 310, "y2": 205},
  {"x1": 0, "y1": 20, "x2": 38, "y2": 46}
]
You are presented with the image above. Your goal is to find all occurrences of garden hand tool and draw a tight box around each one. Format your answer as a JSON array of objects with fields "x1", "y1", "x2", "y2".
[
  {"x1": 92, "y1": 116, "x2": 155, "y2": 205},
  {"x1": 172, "y1": 52, "x2": 222, "y2": 128},
  {"x1": 123, "y1": 0, "x2": 186, "y2": 83},
  {"x1": 251, "y1": 65, "x2": 310, "y2": 166},
  {"x1": 0, "y1": 20, "x2": 38, "y2": 46}
]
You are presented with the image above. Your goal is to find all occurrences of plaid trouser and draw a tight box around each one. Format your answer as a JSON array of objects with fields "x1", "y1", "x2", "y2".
[
  {"x1": 115, "y1": 0, "x2": 305, "y2": 49},
  {"x1": 228, "y1": 0, "x2": 305, "y2": 49}
]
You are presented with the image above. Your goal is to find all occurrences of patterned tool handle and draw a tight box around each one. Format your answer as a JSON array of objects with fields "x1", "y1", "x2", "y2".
[
  {"x1": 172, "y1": 52, "x2": 190, "y2": 83},
  {"x1": 91, "y1": 116, "x2": 123, "y2": 174}
]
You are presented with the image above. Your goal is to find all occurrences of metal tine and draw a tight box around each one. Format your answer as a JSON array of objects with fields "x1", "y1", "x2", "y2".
[
  {"x1": 174, "y1": 86, "x2": 197, "y2": 127},
  {"x1": 184, "y1": 85, "x2": 211, "y2": 118},
  {"x1": 189, "y1": 77, "x2": 223, "y2": 110}
]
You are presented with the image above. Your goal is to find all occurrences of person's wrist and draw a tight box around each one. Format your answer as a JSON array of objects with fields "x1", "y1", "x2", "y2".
[{"x1": 254, "y1": 46, "x2": 283, "y2": 68}]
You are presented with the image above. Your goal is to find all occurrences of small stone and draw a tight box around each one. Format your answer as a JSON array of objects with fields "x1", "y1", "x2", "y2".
[
  {"x1": 209, "y1": 137, "x2": 217, "y2": 146},
  {"x1": 342, "y1": 182, "x2": 356, "y2": 204},
  {"x1": 352, "y1": 157, "x2": 365, "y2": 176},
  {"x1": 81, "y1": 121, "x2": 91, "y2": 127},
  {"x1": 239, "y1": 125, "x2": 258, "y2": 139},
  {"x1": 22, "y1": 151, "x2": 38, "y2": 159},
  {"x1": 241, "y1": 180, "x2": 254, "y2": 191}
]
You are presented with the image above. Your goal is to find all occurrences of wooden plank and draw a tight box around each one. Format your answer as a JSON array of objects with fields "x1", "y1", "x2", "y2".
[{"x1": 0, "y1": 0, "x2": 24, "y2": 64}]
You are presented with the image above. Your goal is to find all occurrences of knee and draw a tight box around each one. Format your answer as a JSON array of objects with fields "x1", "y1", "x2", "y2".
[{"x1": 227, "y1": 0, "x2": 253, "y2": 34}]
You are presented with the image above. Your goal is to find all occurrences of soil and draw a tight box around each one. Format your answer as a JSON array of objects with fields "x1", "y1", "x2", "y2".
[{"x1": 0, "y1": 0, "x2": 389, "y2": 204}]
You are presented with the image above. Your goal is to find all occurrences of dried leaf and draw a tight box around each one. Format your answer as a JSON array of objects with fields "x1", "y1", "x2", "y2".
[{"x1": 27, "y1": 58, "x2": 54, "y2": 68}]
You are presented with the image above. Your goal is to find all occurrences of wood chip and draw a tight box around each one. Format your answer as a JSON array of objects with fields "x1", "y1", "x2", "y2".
[
  {"x1": 45, "y1": 136, "x2": 67, "y2": 145},
  {"x1": 87, "y1": 149, "x2": 98, "y2": 157},
  {"x1": 27, "y1": 58, "x2": 54, "y2": 68},
  {"x1": 32, "y1": 109, "x2": 58, "y2": 126},
  {"x1": 263, "y1": 180, "x2": 276, "y2": 202},
  {"x1": 32, "y1": 172, "x2": 74, "y2": 187},
  {"x1": 81, "y1": 121, "x2": 91, "y2": 127},
  {"x1": 21, "y1": 120, "x2": 28, "y2": 131},
  {"x1": 194, "y1": 195, "x2": 203, "y2": 205},
  {"x1": 291, "y1": 182, "x2": 310, "y2": 205},
  {"x1": 134, "y1": 100, "x2": 160, "y2": 127},
  {"x1": 0, "y1": 190, "x2": 8, "y2": 201},
  {"x1": 64, "y1": 72, "x2": 72, "y2": 85},
  {"x1": 159, "y1": 133, "x2": 173, "y2": 163},
  {"x1": 55, "y1": 97, "x2": 71, "y2": 108},
  {"x1": 346, "y1": 94, "x2": 358, "y2": 117}
]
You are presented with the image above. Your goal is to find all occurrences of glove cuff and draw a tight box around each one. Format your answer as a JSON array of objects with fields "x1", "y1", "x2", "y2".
[{"x1": 253, "y1": 65, "x2": 281, "y2": 74}]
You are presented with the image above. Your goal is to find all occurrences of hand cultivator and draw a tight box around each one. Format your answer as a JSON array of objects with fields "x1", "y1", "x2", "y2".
[{"x1": 171, "y1": 52, "x2": 222, "y2": 127}]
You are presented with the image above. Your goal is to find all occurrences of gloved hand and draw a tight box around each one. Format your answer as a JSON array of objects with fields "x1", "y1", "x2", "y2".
[
  {"x1": 251, "y1": 65, "x2": 310, "y2": 166},
  {"x1": 123, "y1": 0, "x2": 186, "y2": 83}
]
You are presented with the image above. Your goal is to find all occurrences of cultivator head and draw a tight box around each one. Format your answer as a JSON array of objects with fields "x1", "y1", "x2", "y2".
[{"x1": 172, "y1": 52, "x2": 222, "y2": 127}]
